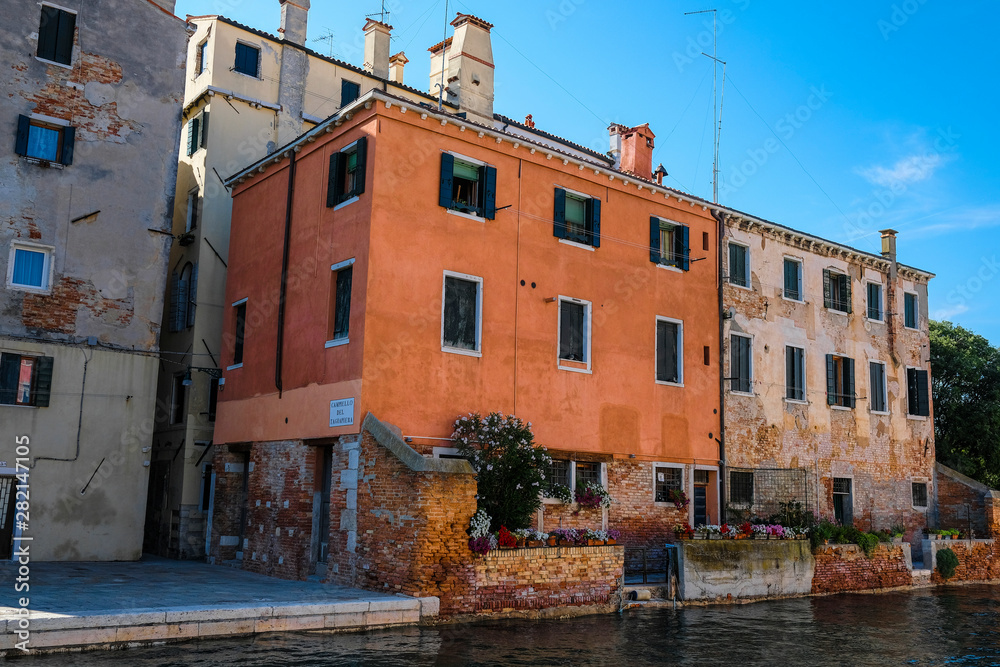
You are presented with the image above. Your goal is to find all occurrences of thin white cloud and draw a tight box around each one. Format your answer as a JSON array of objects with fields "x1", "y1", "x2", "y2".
[
  {"x1": 933, "y1": 304, "x2": 969, "y2": 320},
  {"x1": 857, "y1": 154, "x2": 943, "y2": 187}
]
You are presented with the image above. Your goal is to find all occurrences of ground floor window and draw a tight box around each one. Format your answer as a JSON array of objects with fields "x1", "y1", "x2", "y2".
[
  {"x1": 654, "y1": 466, "x2": 684, "y2": 503},
  {"x1": 912, "y1": 482, "x2": 928, "y2": 508}
]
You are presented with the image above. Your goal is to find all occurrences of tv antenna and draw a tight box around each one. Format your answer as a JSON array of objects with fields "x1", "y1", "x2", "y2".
[
  {"x1": 312, "y1": 27, "x2": 336, "y2": 58},
  {"x1": 366, "y1": 0, "x2": 391, "y2": 24},
  {"x1": 684, "y1": 9, "x2": 726, "y2": 204}
]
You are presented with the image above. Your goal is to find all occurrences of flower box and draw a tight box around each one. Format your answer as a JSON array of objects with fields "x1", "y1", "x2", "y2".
[
  {"x1": 527, "y1": 540, "x2": 543, "y2": 548},
  {"x1": 546, "y1": 537, "x2": 558, "y2": 547},
  {"x1": 606, "y1": 539, "x2": 617, "y2": 545}
]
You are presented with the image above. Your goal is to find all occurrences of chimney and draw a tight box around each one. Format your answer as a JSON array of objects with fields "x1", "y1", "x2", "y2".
[
  {"x1": 617, "y1": 123, "x2": 655, "y2": 181},
  {"x1": 524, "y1": 114, "x2": 535, "y2": 128},
  {"x1": 608, "y1": 124, "x2": 626, "y2": 170},
  {"x1": 388, "y1": 51, "x2": 408, "y2": 84},
  {"x1": 880, "y1": 229, "x2": 898, "y2": 261},
  {"x1": 654, "y1": 164, "x2": 667, "y2": 186},
  {"x1": 430, "y1": 14, "x2": 494, "y2": 121},
  {"x1": 278, "y1": 0, "x2": 309, "y2": 46},
  {"x1": 363, "y1": 19, "x2": 392, "y2": 79}
]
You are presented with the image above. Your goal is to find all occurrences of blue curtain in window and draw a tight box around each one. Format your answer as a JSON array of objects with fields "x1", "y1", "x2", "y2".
[
  {"x1": 27, "y1": 125, "x2": 59, "y2": 161},
  {"x1": 12, "y1": 249, "x2": 45, "y2": 287}
]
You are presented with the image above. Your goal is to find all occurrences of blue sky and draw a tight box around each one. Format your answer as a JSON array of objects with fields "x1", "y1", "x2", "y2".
[{"x1": 179, "y1": 0, "x2": 1000, "y2": 343}]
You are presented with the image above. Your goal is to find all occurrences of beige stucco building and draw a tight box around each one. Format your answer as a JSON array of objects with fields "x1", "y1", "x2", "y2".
[{"x1": 721, "y1": 215, "x2": 935, "y2": 542}]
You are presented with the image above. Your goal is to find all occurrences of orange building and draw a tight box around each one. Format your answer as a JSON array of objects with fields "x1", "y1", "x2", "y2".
[{"x1": 210, "y1": 16, "x2": 723, "y2": 579}]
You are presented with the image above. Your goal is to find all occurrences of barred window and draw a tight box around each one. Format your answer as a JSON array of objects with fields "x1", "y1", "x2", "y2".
[
  {"x1": 655, "y1": 466, "x2": 683, "y2": 502},
  {"x1": 912, "y1": 482, "x2": 928, "y2": 508},
  {"x1": 575, "y1": 462, "x2": 600, "y2": 489},
  {"x1": 546, "y1": 459, "x2": 570, "y2": 495},
  {"x1": 729, "y1": 471, "x2": 754, "y2": 505}
]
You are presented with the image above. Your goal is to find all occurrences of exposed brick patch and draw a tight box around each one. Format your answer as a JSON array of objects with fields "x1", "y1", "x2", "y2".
[
  {"x1": 928, "y1": 540, "x2": 1000, "y2": 583},
  {"x1": 811, "y1": 543, "x2": 912, "y2": 593},
  {"x1": 936, "y1": 469, "x2": 987, "y2": 536},
  {"x1": 21, "y1": 276, "x2": 134, "y2": 333}
]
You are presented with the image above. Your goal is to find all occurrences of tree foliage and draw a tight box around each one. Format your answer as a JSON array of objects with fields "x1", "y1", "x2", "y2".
[
  {"x1": 453, "y1": 412, "x2": 551, "y2": 531},
  {"x1": 930, "y1": 320, "x2": 1000, "y2": 487}
]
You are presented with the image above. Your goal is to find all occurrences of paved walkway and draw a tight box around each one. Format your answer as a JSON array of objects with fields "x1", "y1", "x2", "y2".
[{"x1": 0, "y1": 556, "x2": 437, "y2": 654}]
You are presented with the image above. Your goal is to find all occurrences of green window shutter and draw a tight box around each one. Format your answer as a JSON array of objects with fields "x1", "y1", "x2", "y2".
[
  {"x1": 916, "y1": 369, "x2": 930, "y2": 416},
  {"x1": 826, "y1": 354, "x2": 836, "y2": 405},
  {"x1": 823, "y1": 269, "x2": 832, "y2": 309},
  {"x1": 37, "y1": 6, "x2": 59, "y2": 62},
  {"x1": 483, "y1": 165, "x2": 497, "y2": 219},
  {"x1": 169, "y1": 272, "x2": 182, "y2": 332},
  {"x1": 187, "y1": 264, "x2": 198, "y2": 328},
  {"x1": 649, "y1": 217, "x2": 660, "y2": 263},
  {"x1": 907, "y1": 368, "x2": 918, "y2": 414},
  {"x1": 15, "y1": 115, "x2": 30, "y2": 156},
  {"x1": 587, "y1": 197, "x2": 601, "y2": 247},
  {"x1": 0, "y1": 354, "x2": 18, "y2": 405},
  {"x1": 54, "y1": 9, "x2": 75, "y2": 65},
  {"x1": 845, "y1": 357, "x2": 856, "y2": 408},
  {"x1": 33, "y1": 356, "x2": 54, "y2": 407},
  {"x1": 186, "y1": 118, "x2": 198, "y2": 156},
  {"x1": 200, "y1": 111, "x2": 209, "y2": 149},
  {"x1": 352, "y1": 136, "x2": 367, "y2": 197},
  {"x1": 843, "y1": 275, "x2": 853, "y2": 314},
  {"x1": 678, "y1": 225, "x2": 690, "y2": 271},
  {"x1": 326, "y1": 152, "x2": 340, "y2": 207},
  {"x1": 439, "y1": 153, "x2": 454, "y2": 209},
  {"x1": 60, "y1": 126, "x2": 75, "y2": 165},
  {"x1": 553, "y1": 188, "x2": 567, "y2": 239}
]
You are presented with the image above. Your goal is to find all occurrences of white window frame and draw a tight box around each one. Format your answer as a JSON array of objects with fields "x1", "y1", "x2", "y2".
[
  {"x1": 233, "y1": 40, "x2": 261, "y2": 79},
  {"x1": 557, "y1": 296, "x2": 592, "y2": 373},
  {"x1": 195, "y1": 39, "x2": 208, "y2": 77},
  {"x1": 832, "y1": 474, "x2": 855, "y2": 523},
  {"x1": 729, "y1": 332, "x2": 754, "y2": 396},
  {"x1": 556, "y1": 186, "x2": 596, "y2": 251},
  {"x1": 325, "y1": 258, "x2": 355, "y2": 348},
  {"x1": 865, "y1": 280, "x2": 884, "y2": 323},
  {"x1": 654, "y1": 315, "x2": 684, "y2": 387},
  {"x1": 7, "y1": 242, "x2": 54, "y2": 294},
  {"x1": 227, "y1": 297, "x2": 248, "y2": 371},
  {"x1": 784, "y1": 344, "x2": 807, "y2": 404},
  {"x1": 911, "y1": 478, "x2": 929, "y2": 511},
  {"x1": 185, "y1": 188, "x2": 200, "y2": 233},
  {"x1": 903, "y1": 291, "x2": 920, "y2": 330},
  {"x1": 782, "y1": 255, "x2": 804, "y2": 302},
  {"x1": 332, "y1": 139, "x2": 363, "y2": 211},
  {"x1": 444, "y1": 151, "x2": 491, "y2": 223},
  {"x1": 826, "y1": 269, "x2": 852, "y2": 314},
  {"x1": 652, "y1": 462, "x2": 686, "y2": 506},
  {"x1": 869, "y1": 359, "x2": 889, "y2": 415},
  {"x1": 35, "y1": 3, "x2": 77, "y2": 70},
  {"x1": 654, "y1": 217, "x2": 685, "y2": 272},
  {"x1": 440, "y1": 270, "x2": 483, "y2": 357},
  {"x1": 728, "y1": 241, "x2": 751, "y2": 290}
]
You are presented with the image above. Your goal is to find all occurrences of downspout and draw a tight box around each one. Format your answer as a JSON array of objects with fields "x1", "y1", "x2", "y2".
[
  {"x1": 712, "y1": 208, "x2": 727, "y2": 522},
  {"x1": 275, "y1": 149, "x2": 298, "y2": 398}
]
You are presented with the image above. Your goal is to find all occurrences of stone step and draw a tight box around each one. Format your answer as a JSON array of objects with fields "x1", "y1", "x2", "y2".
[{"x1": 911, "y1": 569, "x2": 933, "y2": 586}]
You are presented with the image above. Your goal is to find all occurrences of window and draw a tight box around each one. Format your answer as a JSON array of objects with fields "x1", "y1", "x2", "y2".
[
  {"x1": 729, "y1": 471, "x2": 753, "y2": 505},
  {"x1": 655, "y1": 318, "x2": 682, "y2": 385},
  {"x1": 728, "y1": 242, "x2": 749, "y2": 287},
  {"x1": 904, "y1": 292, "x2": 918, "y2": 329},
  {"x1": 649, "y1": 218, "x2": 689, "y2": 270},
  {"x1": 341, "y1": 80, "x2": 360, "y2": 106},
  {"x1": 575, "y1": 462, "x2": 601, "y2": 489},
  {"x1": 195, "y1": 40, "x2": 207, "y2": 76},
  {"x1": 169, "y1": 263, "x2": 197, "y2": 331},
  {"x1": 15, "y1": 116, "x2": 75, "y2": 165},
  {"x1": 231, "y1": 300, "x2": 247, "y2": 368},
  {"x1": 439, "y1": 153, "x2": 497, "y2": 219},
  {"x1": 783, "y1": 258, "x2": 803, "y2": 300},
  {"x1": 907, "y1": 367, "x2": 930, "y2": 417},
  {"x1": 870, "y1": 361, "x2": 887, "y2": 413},
  {"x1": 442, "y1": 273, "x2": 481, "y2": 354},
  {"x1": 208, "y1": 378, "x2": 220, "y2": 422},
  {"x1": 8, "y1": 244, "x2": 52, "y2": 291},
  {"x1": 170, "y1": 374, "x2": 187, "y2": 425},
  {"x1": 186, "y1": 111, "x2": 208, "y2": 156},
  {"x1": 185, "y1": 189, "x2": 200, "y2": 233},
  {"x1": 729, "y1": 334, "x2": 752, "y2": 394},
  {"x1": 826, "y1": 354, "x2": 856, "y2": 409},
  {"x1": 329, "y1": 264, "x2": 353, "y2": 343},
  {"x1": 326, "y1": 138, "x2": 367, "y2": 207},
  {"x1": 234, "y1": 42, "x2": 260, "y2": 77},
  {"x1": 0, "y1": 353, "x2": 53, "y2": 407},
  {"x1": 654, "y1": 466, "x2": 683, "y2": 503},
  {"x1": 37, "y1": 5, "x2": 75, "y2": 65},
  {"x1": 545, "y1": 460, "x2": 605, "y2": 499},
  {"x1": 554, "y1": 188, "x2": 600, "y2": 247},
  {"x1": 912, "y1": 482, "x2": 928, "y2": 508},
  {"x1": 823, "y1": 269, "x2": 852, "y2": 313},
  {"x1": 545, "y1": 459, "x2": 570, "y2": 496},
  {"x1": 833, "y1": 477, "x2": 853, "y2": 525},
  {"x1": 558, "y1": 298, "x2": 590, "y2": 368},
  {"x1": 866, "y1": 283, "x2": 883, "y2": 321},
  {"x1": 785, "y1": 345, "x2": 805, "y2": 401}
]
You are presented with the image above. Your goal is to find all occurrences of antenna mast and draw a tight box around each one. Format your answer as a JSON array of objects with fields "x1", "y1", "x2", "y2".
[
  {"x1": 365, "y1": 1, "x2": 391, "y2": 24},
  {"x1": 684, "y1": 9, "x2": 724, "y2": 203},
  {"x1": 312, "y1": 27, "x2": 336, "y2": 58}
]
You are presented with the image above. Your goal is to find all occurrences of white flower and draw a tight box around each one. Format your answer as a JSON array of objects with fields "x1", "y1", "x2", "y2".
[{"x1": 516, "y1": 484, "x2": 522, "y2": 489}]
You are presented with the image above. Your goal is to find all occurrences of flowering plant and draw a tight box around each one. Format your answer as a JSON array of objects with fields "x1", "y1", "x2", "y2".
[
  {"x1": 674, "y1": 522, "x2": 694, "y2": 539},
  {"x1": 453, "y1": 412, "x2": 550, "y2": 531},
  {"x1": 607, "y1": 529, "x2": 622, "y2": 541},
  {"x1": 469, "y1": 509, "x2": 492, "y2": 539},
  {"x1": 697, "y1": 524, "x2": 722, "y2": 535},
  {"x1": 584, "y1": 529, "x2": 607, "y2": 541},
  {"x1": 513, "y1": 529, "x2": 532, "y2": 540},
  {"x1": 547, "y1": 483, "x2": 574, "y2": 505},
  {"x1": 550, "y1": 528, "x2": 580, "y2": 544},
  {"x1": 575, "y1": 482, "x2": 613, "y2": 509},
  {"x1": 469, "y1": 534, "x2": 497, "y2": 555},
  {"x1": 528, "y1": 530, "x2": 548, "y2": 541},
  {"x1": 497, "y1": 526, "x2": 517, "y2": 548},
  {"x1": 667, "y1": 489, "x2": 689, "y2": 510}
]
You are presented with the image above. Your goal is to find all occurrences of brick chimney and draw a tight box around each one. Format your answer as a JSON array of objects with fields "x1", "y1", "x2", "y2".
[
  {"x1": 389, "y1": 51, "x2": 408, "y2": 84},
  {"x1": 363, "y1": 19, "x2": 392, "y2": 79},
  {"x1": 428, "y1": 14, "x2": 494, "y2": 121},
  {"x1": 278, "y1": 0, "x2": 309, "y2": 46},
  {"x1": 613, "y1": 123, "x2": 655, "y2": 181}
]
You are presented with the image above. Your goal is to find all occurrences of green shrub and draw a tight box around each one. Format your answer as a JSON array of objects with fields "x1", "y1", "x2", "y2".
[
  {"x1": 856, "y1": 532, "x2": 879, "y2": 558},
  {"x1": 937, "y1": 548, "x2": 960, "y2": 579}
]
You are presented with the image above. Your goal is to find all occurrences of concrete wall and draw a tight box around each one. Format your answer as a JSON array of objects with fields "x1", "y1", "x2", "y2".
[
  {"x1": 677, "y1": 540, "x2": 815, "y2": 600},
  {"x1": 0, "y1": 0, "x2": 188, "y2": 561}
]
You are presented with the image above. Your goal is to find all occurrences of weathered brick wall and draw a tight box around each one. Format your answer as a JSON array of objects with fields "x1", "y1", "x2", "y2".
[
  {"x1": 607, "y1": 459, "x2": 687, "y2": 546},
  {"x1": 936, "y1": 465, "x2": 988, "y2": 536},
  {"x1": 929, "y1": 540, "x2": 1000, "y2": 583},
  {"x1": 208, "y1": 445, "x2": 248, "y2": 563},
  {"x1": 811, "y1": 544, "x2": 912, "y2": 593},
  {"x1": 539, "y1": 503, "x2": 603, "y2": 532}
]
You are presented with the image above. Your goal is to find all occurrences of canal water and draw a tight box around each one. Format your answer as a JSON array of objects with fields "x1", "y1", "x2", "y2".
[{"x1": 29, "y1": 585, "x2": 1000, "y2": 665}]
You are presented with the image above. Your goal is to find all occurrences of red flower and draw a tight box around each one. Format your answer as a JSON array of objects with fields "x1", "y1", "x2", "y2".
[{"x1": 497, "y1": 526, "x2": 517, "y2": 548}]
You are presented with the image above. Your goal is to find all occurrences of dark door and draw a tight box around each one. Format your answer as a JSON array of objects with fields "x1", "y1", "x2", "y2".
[
  {"x1": 0, "y1": 477, "x2": 15, "y2": 559},
  {"x1": 237, "y1": 451, "x2": 250, "y2": 555},
  {"x1": 833, "y1": 477, "x2": 853, "y2": 525},
  {"x1": 694, "y1": 485, "x2": 708, "y2": 526},
  {"x1": 315, "y1": 447, "x2": 333, "y2": 564}
]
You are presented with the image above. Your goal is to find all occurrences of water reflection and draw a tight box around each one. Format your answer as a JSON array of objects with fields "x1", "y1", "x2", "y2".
[{"x1": 34, "y1": 585, "x2": 1000, "y2": 666}]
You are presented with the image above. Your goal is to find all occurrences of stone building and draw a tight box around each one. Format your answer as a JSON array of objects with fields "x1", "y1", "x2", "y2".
[
  {"x1": 146, "y1": 2, "x2": 461, "y2": 559},
  {"x1": 0, "y1": 0, "x2": 188, "y2": 560},
  {"x1": 720, "y1": 217, "x2": 935, "y2": 542}
]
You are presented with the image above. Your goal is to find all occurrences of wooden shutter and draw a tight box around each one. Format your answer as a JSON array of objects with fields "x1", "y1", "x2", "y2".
[
  {"x1": 649, "y1": 217, "x2": 661, "y2": 263},
  {"x1": 553, "y1": 188, "x2": 567, "y2": 239},
  {"x1": 32, "y1": 356, "x2": 54, "y2": 407},
  {"x1": 60, "y1": 126, "x2": 75, "y2": 165},
  {"x1": 0, "y1": 354, "x2": 18, "y2": 405},
  {"x1": 333, "y1": 267, "x2": 352, "y2": 339},
  {"x1": 823, "y1": 269, "x2": 832, "y2": 309},
  {"x1": 587, "y1": 197, "x2": 601, "y2": 247},
  {"x1": 439, "y1": 153, "x2": 454, "y2": 209},
  {"x1": 656, "y1": 321, "x2": 668, "y2": 382},
  {"x1": 678, "y1": 225, "x2": 690, "y2": 271},
  {"x1": 785, "y1": 347, "x2": 794, "y2": 399},
  {"x1": 826, "y1": 354, "x2": 836, "y2": 405},
  {"x1": 916, "y1": 369, "x2": 930, "y2": 416},
  {"x1": 208, "y1": 379, "x2": 219, "y2": 422},
  {"x1": 15, "y1": 115, "x2": 30, "y2": 156},
  {"x1": 54, "y1": 9, "x2": 75, "y2": 65},
  {"x1": 845, "y1": 357, "x2": 856, "y2": 408},
  {"x1": 352, "y1": 137, "x2": 367, "y2": 197},
  {"x1": 483, "y1": 166, "x2": 497, "y2": 220},
  {"x1": 169, "y1": 272, "x2": 182, "y2": 332},
  {"x1": 200, "y1": 111, "x2": 209, "y2": 148},
  {"x1": 187, "y1": 264, "x2": 198, "y2": 328},
  {"x1": 843, "y1": 275, "x2": 853, "y2": 314},
  {"x1": 326, "y1": 152, "x2": 340, "y2": 207},
  {"x1": 186, "y1": 117, "x2": 198, "y2": 156},
  {"x1": 37, "y1": 6, "x2": 59, "y2": 61},
  {"x1": 906, "y1": 368, "x2": 918, "y2": 415},
  {"x1": 784, "y1": 260, "x2": 797, "y2": 298}
]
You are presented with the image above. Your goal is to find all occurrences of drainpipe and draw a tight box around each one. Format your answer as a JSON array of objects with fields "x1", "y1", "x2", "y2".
[
  {"x1": 712, "y1": 208, "x2": 727, "y2": 523},
  {"x1": 275, "y1": 149, "x2": 298, "y2": 397}
]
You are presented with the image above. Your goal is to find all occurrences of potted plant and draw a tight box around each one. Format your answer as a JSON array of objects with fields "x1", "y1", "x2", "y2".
[
  {"x1": 513, "y1": 529, "x2": 531, "y2": 548},
  {"x1": 575, "y1": 482, "x2": 613, "y2": 510},
  {"x1": 497, "y1": 526, "x2": 517, "y2": 549},
  {"x1": 547, "y1": 483, "x2": 574, "y2": 505},
  {"x1": 890, "y1": 524, "x2": 905, "y2": 543},
  {"x1": 584, "y1": 529, "x2": 606, "y2": 546},
  {"x1": 546, "y1": 533, "x2": 558, "y2": 547},
  {"x1": 607, "y1": 529, "x2": 621, "y2": 545},
  {"x1": 667, "y1": 489, "x2": 690, "y2": 510},
  {"x1": 527, "y1": 530, "x2": 547, "y2": 548}
]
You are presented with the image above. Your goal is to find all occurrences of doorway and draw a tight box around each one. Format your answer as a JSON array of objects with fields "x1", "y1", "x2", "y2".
[
  {"x1": 0, "y1": 477, "x2": 15, "y2": 560},
  {"x1": 693, "y1": 469, "x2": 709, "y2": 526},
  {"x1": 833, "y1": 477, "x2": 853, "y2": 525}
]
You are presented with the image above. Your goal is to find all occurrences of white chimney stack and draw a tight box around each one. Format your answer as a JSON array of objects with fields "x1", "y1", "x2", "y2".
[
  {"x1": 363, "y1": 19, "x2": 392, "y2": 79},
  {"x1": 278, "y1": 0, "x2": 310, "y2": 46},
  {"x1": 389, "y1": 51, "x2": 408, "y2": 84}
]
